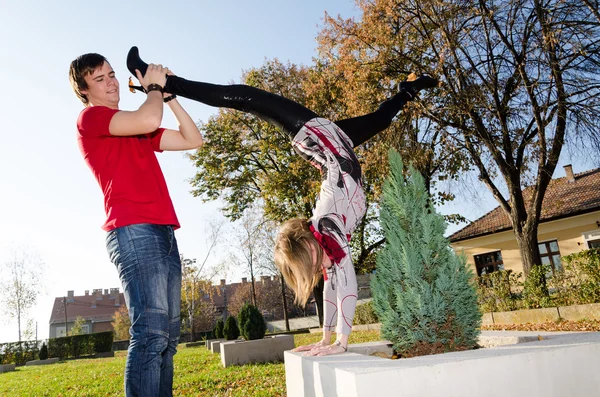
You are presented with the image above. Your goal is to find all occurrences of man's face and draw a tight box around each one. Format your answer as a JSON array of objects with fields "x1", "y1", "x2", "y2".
[{"x1": 80, "y1": 61, "x2": 119, "y2": 108}]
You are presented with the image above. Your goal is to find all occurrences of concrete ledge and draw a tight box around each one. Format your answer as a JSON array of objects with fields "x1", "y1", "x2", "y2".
[
  {"x1": 484, "y1": 303, "x2": 600, "y2": 325},
  {"x1": 493, "y1": 307, "x2": 559, "y2": 324},
  {"x1": 112, "y1": 339, "x2": 130, "y2": 351},
  {"x1": 0, "y1": 364, "x2": 16, "y2": 373},
  {"x1": 206, "y1": 338, "x2": 226, "y2": 353},
  {"x1": 558, "y1": 303, "x2": 600, "y2": 321},
  {"x1": 347, "y1": 341, "x2": 393, "y2": 357},
  {"x1": 347, "y1": 331, "x2": 570, "y2": 357},
  {"x1": 185, "y1": 341, "x2": 206, "y2": 348},
  {"x1": 476, "y1": 330, "x2": 579, "y2": 348},
  {"x1": 221, "y1": 335, "x2": 295, "y2": 367},
  {"x1": 210, "y1": 338, "x2": 241, "y2": 354},
  {"x1": 25, "y1": 358, "x2": 59, "y2": 366},
  {"x1": 268, "y1": 316, "x2": 320, "y2": 332},
  {"x1": 481, "y1": 312, "x2": 494, "y2": 325},
  {"x1": 285, "y1": 332, "x2": 600, "y2": 397}
]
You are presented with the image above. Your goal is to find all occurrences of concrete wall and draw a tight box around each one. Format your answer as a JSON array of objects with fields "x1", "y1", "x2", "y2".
[
  {"x1": 451, "y1": 210, "x2": 600, "y2": 274},
  {"x1": 221, "y1": 335, "x2": 295, "y2": 367},
  {"x1": 481, "y1": 303, "x2": 600, "y2": 325},
  {"x1": 267, "y1": 300, "x2": 370, "y2": 332},
  {"x1": 285, "y1": 332, "x2": 600, "y2": 397},
  {"x1": 267, "y1": 315, "x2": 320, "y2": 332}
]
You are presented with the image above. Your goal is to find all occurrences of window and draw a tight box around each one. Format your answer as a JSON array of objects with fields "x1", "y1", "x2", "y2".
[
  {"x1": 474, "y1": 251, "x2": 504, "y2": 276},
  {"x1": 538, "y1": 240, "x2": 562, "y2": 273},
  {"x1": 583, "y1": 230, "x2": 600, "y2": 249}
]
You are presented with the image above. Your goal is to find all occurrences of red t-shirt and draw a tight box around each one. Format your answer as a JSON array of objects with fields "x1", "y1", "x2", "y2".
[{"x1": 77, "y1": 106, "x2": 180, "y2": 231}]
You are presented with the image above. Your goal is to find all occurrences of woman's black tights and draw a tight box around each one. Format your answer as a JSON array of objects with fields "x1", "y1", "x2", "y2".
[
  {"x1": 127, "y1": 47, "x2": 415, "y2": 147},
  {"x1": 165, "y1": 76, "x2": 413, "y2": 148}
]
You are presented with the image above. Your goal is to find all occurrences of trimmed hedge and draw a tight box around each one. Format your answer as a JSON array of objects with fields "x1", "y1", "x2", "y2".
[
  {"x1": 476, "y1": 249, "x2": 600, "y2": 313},
  {"x1": 48, "y1": 331, "x2": 114, "y2": 360},
  {"x1": 0, "y1": 340, "x2": 39, "y2": 365}
]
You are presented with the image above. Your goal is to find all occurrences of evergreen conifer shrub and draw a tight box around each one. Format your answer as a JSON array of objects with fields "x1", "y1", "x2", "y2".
[
  {"x1": 214, "y1": 319, "x2": 224, "y2": 339},
  {"x1": 371, "y1": 150, "x2": 481, "y2": 358},
  {"x1": 238, "y1": 303, "x2": 267, "y2": 340},
  {"x1": 223, "y1": 316, "x2": 240, "y2": 340},
  {"x1": 39, "y1": 342, "x2": 48, "y2": 360}
]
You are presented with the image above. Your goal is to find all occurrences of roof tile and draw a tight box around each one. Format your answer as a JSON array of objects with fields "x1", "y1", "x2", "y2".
[{"x1": 449, "y1": 168, "x2": 600, "y2": 242}]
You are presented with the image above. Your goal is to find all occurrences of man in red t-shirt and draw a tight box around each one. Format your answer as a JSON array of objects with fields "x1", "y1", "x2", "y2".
[{"x1": 69, "y1": 53, "x2": 202, "y2": 397}]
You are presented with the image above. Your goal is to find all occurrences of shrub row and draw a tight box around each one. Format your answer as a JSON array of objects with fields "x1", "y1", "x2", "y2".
[
  {"x1": 354, "y1": 249, "x2": 600, "y2": 321},
  {"x1": 48, "y1": 331, "x2": 114, "y2": 360},
  {"x1": 0, "y1": 340, "x2": 39, "y2": 365},
  {"x1": 476, "y1": 249, "x2": 600, "y2": 312},
  {"x1": 212, "y1": 304, "x2": 267, "y2": 341}
]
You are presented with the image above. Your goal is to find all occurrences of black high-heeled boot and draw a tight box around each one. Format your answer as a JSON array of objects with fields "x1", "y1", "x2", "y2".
[
  {"x1": 398, "y1": 74, "x2": 438, "y2": 99},
  {"x1": 126, "y1": 46, "x2": 149, "y2": 78},
  {"x1": 126, "y1": 46, "x2": 177, "y2": 96}
]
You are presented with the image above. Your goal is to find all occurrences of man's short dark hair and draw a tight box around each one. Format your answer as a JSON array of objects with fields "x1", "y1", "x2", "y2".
[{"x1": 69, "y1": 53, "x2": 109, "y2": 105}]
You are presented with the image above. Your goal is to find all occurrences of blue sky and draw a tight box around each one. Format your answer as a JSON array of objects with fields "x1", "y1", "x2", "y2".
[
  {"x1": 0, "y1": 0, "x2": 593, "y2": 343},
  {"x1": 0, "y1": 0, "x2": 365, "y2": 344}
]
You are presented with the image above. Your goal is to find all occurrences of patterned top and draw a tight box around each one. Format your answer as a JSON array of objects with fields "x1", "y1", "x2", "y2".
[{"x1": 292, "y1": 118, "x2": 366, "y2": 335}]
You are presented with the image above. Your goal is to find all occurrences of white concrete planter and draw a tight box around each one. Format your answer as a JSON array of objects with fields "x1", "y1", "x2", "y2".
[
  {"x1": 25, "y1": 358, "x2": 59, "y2": 366},
  {"x1": 205, "y1": 338, "x2": 224, "y2": 350},
  {"x1": 285, "y1": 332, "x2": 600, "y2": 397},
  {"x1": 0, "y1": 364, "x2": 16, "y2": 373},
  {"x1": 221, "y1": 335, "x2": 295, "y2": 368},
  {"x1": 207, "y1": 338, "x2": 228, "y2": 354}
]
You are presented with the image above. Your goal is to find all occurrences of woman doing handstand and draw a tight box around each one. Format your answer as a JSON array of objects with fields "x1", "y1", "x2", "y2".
[{"x1": 126, "y1": 46, "x2": 437, "y2": 356}]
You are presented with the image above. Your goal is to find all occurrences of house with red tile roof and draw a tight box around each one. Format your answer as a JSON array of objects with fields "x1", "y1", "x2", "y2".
[
  {"x1": 49, "y1": 288, "x2": 125, "y2": 338},
  {"x1": 449, "y1": 165, "x2": 600, "y2": 276}
]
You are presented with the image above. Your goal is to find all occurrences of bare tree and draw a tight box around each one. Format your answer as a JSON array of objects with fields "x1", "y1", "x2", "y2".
[
  {"x1": 0, "y1": 246, "x2": 45, "y2": 342},
  {"x1": 181, "y1": 219, "x2": 227, "y2": 341},
  {"x1": 256, "y1": 219, "x2": 294, "y2": 331},
  {"x1": 327, "y1": 0, "x2": 600, "y2": 276},
  {"x1": 427, "y1": 0, "x2": 600, "y2": 275},
  {"x1": 231, "y1": 205, "x2": 272, "y2": 308}
]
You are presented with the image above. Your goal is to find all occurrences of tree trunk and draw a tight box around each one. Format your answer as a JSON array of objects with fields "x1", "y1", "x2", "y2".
[
  {"x1": 514, "y1": 223, "x2": 542, "y2": 276},
  {"x1": 190, "y1": 280, "x2": 195, "y2": 342},
  {"x1": 249, "y1": 259, "x2": 257, "y2": 308},
  {"x1": 17, "y1": 305, "x2": 22, "y2": 342},
  {"x1": 280, "y1": 273, "x2": 290, "y2": 331}
]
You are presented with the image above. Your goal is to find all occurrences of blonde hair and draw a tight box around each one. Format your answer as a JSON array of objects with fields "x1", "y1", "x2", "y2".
[{"x1": 274, "y1": 218, "x2": 323, "y2": 306}]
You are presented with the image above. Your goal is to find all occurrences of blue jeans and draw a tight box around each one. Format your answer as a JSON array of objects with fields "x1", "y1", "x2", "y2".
[{"x1": 106, "y1": 224, "x2": 182, "y2": 397}]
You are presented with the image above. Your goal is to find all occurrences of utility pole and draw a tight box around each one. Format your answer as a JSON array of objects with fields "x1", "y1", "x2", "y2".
[
  {"x1": 62, "y1": 297, "x2": 69, "y2": 337},
  {"x1": 222, "y1": 286, "x2": 228, "y2": 320}
]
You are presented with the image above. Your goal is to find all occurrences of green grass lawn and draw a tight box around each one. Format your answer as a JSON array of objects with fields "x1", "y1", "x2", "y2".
[{"x1": 0, "y1": 331, "x2": 381, "y2": 397}]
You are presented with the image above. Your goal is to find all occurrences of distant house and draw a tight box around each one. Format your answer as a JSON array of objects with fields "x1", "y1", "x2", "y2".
[
  {"x1": 208, "y1": 276, "x2": 313, "y2": 321},
  {"x1": 449, "y1": 165, "x2": 600, "y2": 277},
  {"x1": 49, "y1": 288, "x2": 125, "y2": 338}
]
